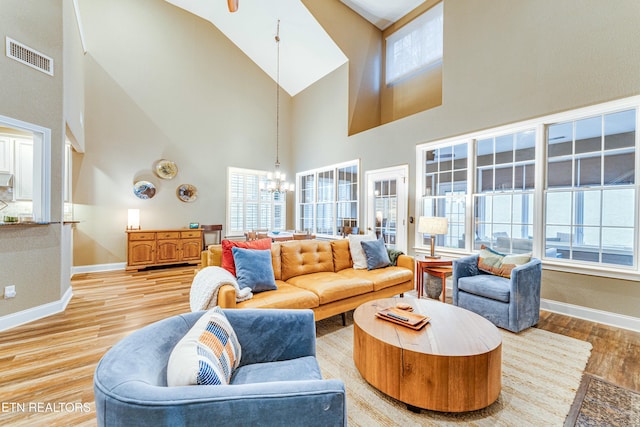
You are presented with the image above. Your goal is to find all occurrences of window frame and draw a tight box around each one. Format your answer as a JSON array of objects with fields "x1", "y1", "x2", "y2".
[
  {"x1": 295, "y1": 160, "x2": 360, "y2": 238},
  {"x1": 227, "y1": 167, "x2": 287, "y2": 237},
  {"x1": 0, "y1": 114, "x2": 51, "y2": 223},
  {"x1": 384, "y1": 1, "x2": 444, "y2": 86},
  {"x1": 419, "y1": 140, "x2": 470, "y2": 251},
  {"x1": 415, "y1": 95, "x2": 640, "y2": 281}
]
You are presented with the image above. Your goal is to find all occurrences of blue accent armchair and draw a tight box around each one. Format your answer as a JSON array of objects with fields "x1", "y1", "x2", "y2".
[
  {"x1": 94, "y1": 309, "x2": 346, "y2": 427},
  {"x1": 452, "y1": 254, "x2": 542, "y2": 333}
]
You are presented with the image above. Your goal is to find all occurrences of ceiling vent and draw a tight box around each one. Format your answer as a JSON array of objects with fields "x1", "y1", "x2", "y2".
[{"x1": 5, "y1": 37, "x2": 54, "y2": 76}]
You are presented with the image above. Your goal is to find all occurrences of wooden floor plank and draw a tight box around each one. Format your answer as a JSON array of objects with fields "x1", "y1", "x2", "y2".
[{"x1": 0, "y1": 265, "x2": 638, "y2": 426}]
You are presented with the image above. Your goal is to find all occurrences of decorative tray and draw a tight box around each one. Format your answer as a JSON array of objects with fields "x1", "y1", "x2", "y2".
[{"x1": 376, "y1": 307, "x2": 430, "y2": 330}]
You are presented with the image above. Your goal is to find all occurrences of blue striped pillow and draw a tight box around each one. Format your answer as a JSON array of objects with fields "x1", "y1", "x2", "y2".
[{"x1": 167, "y1": 307, "x2": 241, "y2": 386}]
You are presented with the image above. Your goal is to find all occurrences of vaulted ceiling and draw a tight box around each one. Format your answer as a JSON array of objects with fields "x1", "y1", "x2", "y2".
[{"x1": 165, "y1": 0, "x2": 426, "y2": 96}]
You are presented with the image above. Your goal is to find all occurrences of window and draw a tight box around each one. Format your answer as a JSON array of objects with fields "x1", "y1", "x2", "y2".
[
  {"x1": 227, "y1": 167, "x2": 286, "y2": 236},
  {"x1": 475, "y1": 130, "x2": 536, "y2": 254},
  {"x1": 421, "y1": 142, "x2": 468, "y2": 249},
  {"x1": 416, "y1": 96, "x2": 640, "y2": 277},
  {"x1": 545, "y1": 109, "x2": 636, "y2": 266},
  {"x1": 296, "y1": 161, "x2": 359, "y2": 237},
  {"x1": 385, "y1": 1, "x2": 443, "y2": 85}
]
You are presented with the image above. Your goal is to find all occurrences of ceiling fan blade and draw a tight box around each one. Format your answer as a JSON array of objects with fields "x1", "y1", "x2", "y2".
[{"x1": 227, "y1": 0, "x2": 239, "y2": 13}]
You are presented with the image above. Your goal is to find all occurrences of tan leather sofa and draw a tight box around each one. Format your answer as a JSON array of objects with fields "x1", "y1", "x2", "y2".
[{"x1": 200, "y1": 239, "x2": 414, "y2": 321}]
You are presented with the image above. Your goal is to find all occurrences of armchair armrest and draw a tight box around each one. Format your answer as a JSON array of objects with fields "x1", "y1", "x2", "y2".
[
  {"x1": 223, "y1": 308, "x2": 317, "y2": 366},
  {"x1": 508, "y1": 258, "x2": 542, "y2": 331},
  {"x1": 102, "y1": 379, "x2": 346, "y2": 427},
  {"x1": 452, "y1": 254, "x2": 480, "y2": 305}
]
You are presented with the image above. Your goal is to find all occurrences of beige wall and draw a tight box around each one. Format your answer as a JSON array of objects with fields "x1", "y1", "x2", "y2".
[
  {"x1": 303, "y1": 0, "x2": 382, "y2": 136},
  {"x1": 73, "y1": 0, "x2": 293, "y2": 266},
  {"x1": 292, "y1": 0, "x2": 640, "y2": 317},
  {"x1": 0, "y1": 0, "x2": 66, "y2": 317},
  {"x1": 64, "y1": 0, "x2": 86, "y2": 151}
]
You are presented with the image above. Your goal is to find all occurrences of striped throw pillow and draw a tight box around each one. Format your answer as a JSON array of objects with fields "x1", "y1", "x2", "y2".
[{"x1": 167, "y1": 307, "x2": 241, "y2": 386}]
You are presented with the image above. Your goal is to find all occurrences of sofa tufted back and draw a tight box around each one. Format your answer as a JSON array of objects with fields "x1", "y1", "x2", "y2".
[
  {"x1": 330, "y1": 239, "x2": 353, "y2": 271},
  {"x1": 280, "y1": 240, "x2": 334, "y2": 281},
  {"x1": 203, "y1": 239, "x2": 357, "y2": 282}
]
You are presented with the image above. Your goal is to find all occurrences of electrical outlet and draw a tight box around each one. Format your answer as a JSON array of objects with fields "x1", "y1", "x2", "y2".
[{"x1": 4, "y1": 285, "x2": 16, "y2": 299}]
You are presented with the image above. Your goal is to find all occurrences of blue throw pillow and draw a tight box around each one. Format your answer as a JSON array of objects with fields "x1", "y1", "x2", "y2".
[
  {"x1": 232, "y1": 247, "x2": 277, "y2": 293},
  {"x1": 360, "y1": 237, "x2": 391, "y2": 270}
]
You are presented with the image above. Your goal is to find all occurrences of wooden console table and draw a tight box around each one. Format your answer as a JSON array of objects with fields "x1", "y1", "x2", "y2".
[{"x1": 126, "y1": 228, "x2": 203, "y2": 271}]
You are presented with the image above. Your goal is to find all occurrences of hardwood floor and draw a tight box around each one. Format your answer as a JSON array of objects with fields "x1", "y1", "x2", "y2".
[{"x1": 0, "y1": 266, "x2": 638, "y2": 426}]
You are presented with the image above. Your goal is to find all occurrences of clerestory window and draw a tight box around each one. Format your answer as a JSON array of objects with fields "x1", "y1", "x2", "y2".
[{"x1": 385, "y1": 1, "x2": 443, "y2": 85}]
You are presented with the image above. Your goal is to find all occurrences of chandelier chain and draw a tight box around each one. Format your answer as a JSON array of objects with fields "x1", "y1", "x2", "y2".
[{"x1": 275, "y1": 19, "x2": 280, "y2": 166}]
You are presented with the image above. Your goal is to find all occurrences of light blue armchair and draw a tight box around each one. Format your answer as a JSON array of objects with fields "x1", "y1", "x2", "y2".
[
  {"x1": 452, "y1": 254, "x2": 542, "y2": 333},
  {"x1": 94, "y1": 309, "x2": 346, "y2": 427}
]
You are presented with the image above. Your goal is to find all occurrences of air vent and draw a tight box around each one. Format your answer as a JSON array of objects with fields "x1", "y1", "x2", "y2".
[{"x1": 5, "y1": 37, "x2": 54, "y2": 76}]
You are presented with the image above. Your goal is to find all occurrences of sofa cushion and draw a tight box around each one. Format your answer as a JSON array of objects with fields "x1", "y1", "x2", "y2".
[
  {"x1": 458, "y1": 274, "x2": 510, "y2": 303},
  {"x1": 360, "y1": 237, "x2": 391, "y2": 270},
  {"x1": 232, "y1": 247, "x2": 278, "y2": 293},
  {"x1": 336, "y1": 266, "x2": 413, "y2": 292},
  {"x1": 167, "y1": 307, "x2": 241, "y2": 386},
  {"x1": 280, "y1": 240, "x2": 334, "y2": 281},
  {"x1": 286, "y1": 272, "x2": 373, "y2": 304},
  {"x1": 330, "y1": 239, "x2": 353, "y2": 272},
  {"x1": 236, "y1": 282, "x2": 319, "y2": 310},
  {"x1": 231, "y1": 355, "x2": 322, "y2": 385},
  {"x1": 348, "y1": 234, "x2": 377, "y2": 269},
  {"x1": 221, "y1": 238, "x2": 272, "y2": 276}
]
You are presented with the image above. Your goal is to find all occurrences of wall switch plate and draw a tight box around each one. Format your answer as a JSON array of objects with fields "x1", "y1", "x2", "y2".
[{"x1": 4, "y1": 285, "x2": 16, "y2": 299}]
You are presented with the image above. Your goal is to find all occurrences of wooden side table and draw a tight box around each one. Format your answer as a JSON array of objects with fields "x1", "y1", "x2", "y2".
[{"x1": 415, "y1": 258, "x2": 453, "y2": 301}]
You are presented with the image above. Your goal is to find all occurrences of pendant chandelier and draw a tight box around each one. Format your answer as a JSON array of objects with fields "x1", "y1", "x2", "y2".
[{"x1": 261, "y1": 19, "x2": 294, "y2": 194}]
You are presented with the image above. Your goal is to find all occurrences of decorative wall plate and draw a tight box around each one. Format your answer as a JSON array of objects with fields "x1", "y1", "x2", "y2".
[
  {"x1": 154, "y1": 159, "x2": 178, "y2": 180},
  {"x1": 133, "y1": 181, "x2": 156, "y2": 199},
  {"x1": 176, "y1": 184, "x2": 197, "y2": 203}
]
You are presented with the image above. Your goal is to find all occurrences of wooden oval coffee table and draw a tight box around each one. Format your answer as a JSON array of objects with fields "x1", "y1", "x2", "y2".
[{"x1": 353, "y1": 297, "x2": 502, "y2": 412}]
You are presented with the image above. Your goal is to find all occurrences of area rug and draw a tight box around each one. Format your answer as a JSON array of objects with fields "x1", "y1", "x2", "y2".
[
  {"x1": 315, "y1": 315, "x2": 592, "y2": 426},
  {"x1": 565, "y1": 374, "x2": 640, "y2": 427}
]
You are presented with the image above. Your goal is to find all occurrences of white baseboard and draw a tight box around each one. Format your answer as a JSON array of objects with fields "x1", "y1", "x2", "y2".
[
  {"x1": 71, "y1": 262, "x2": 126, "y2": 275},
  {"x1": 540, "y1": 298, "x2": 640, "y2": 333},
  {"x1": 0, "y1": 287, "x2": 73, "y2": 333}
]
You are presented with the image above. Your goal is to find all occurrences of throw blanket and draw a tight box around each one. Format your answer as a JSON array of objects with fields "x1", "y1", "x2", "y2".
[
  {"x1": 190, "y1": 266, "x2": 253, "y2": 312},
  {"x1": 387, "y1": 248, "x2": 404, "y2": 266}
]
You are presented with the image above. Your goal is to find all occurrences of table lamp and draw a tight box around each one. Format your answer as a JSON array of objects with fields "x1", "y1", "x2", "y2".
[
  {"x1": 418, "y1": 216, "x2": 448, "y2": 258},
  {"x1": 127, "y1": 209, "x2": 140, "y2": 230}
]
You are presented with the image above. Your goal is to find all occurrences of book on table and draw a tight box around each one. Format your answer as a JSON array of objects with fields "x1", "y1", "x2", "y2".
[{"x1": 376, "y1": 307, "x2": 430, "y2": 330}]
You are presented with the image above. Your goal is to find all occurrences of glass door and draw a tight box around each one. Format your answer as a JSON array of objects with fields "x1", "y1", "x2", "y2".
[{"x1": 366, "y1": 165, "x2": 409, "y2": 253}]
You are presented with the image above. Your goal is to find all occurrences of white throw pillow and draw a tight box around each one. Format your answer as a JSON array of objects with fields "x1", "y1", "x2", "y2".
[
  {"x1": 348, "y1": 233, "x2": 377, "y2": 270},
  {"x1": 167, "y1": 307, "x2": 241, "y2": 387}
]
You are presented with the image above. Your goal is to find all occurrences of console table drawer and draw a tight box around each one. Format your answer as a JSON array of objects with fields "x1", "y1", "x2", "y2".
[
  {"x1": 181, "y1": 230, "x2": 201, "y2": 239},
  {"x1": 128, "y1": 232, "x2": 156, "y2": 241},
  {"x1": 157, "y1": 231, "x2": 180, "y2": 239}
]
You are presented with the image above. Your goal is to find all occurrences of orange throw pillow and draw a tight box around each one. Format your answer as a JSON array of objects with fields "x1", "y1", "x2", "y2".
[{"x1": 221, "y1": 238, "x2": 272, "y2": 276}]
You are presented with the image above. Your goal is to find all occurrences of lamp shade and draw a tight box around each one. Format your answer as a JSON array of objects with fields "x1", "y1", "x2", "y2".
[
  {"x1": 127, "y1": 209, "x2": 140, "y2": 230},
  {"x1": 418, "y1": 216, "x2": 448, "y2": 235}
]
